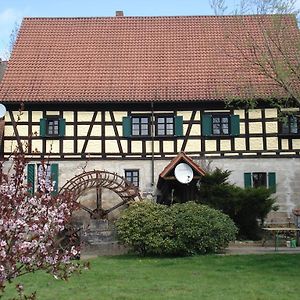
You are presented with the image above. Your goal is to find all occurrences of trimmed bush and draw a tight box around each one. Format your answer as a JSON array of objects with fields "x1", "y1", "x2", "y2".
[
  {"x1": 116, "y1": 201, "x2": 237, "y2": 256},
  {"x1": 170, "y1": 202, "x2": 237, "y2": 255}
]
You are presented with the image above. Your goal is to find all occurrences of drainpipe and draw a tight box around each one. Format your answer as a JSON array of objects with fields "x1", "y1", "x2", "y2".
[{"x1": 151, "y1": 101, "x2": 155, "y2": 186}]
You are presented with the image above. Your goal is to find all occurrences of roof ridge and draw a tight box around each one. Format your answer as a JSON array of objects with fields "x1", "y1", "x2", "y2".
[{"x1": 22, "y1": 13, "x2": 295, "y2": 21}]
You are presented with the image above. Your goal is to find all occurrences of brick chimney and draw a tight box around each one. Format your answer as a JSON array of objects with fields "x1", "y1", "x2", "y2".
[{"x1": 116, "y1": 11, "x2": 124, "y2": 17}]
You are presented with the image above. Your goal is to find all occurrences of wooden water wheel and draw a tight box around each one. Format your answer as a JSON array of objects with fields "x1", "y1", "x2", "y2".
[{"x1": 59, "y1": 170, "x2": 141, "y2": 219}]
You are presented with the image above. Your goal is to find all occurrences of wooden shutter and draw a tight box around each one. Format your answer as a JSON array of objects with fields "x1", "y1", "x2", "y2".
[
  {"x1": 174, "y1": 116, "x2": 183, "y2": 136},
  {"x1": 244, "y1": 173, "x2": 252, "y2": 188},
  {"x1": 27, "y1": 164, "x2": 35, "y2": 195},
  {"x1": 40, "y1": 118, "x2": 47, "y2": 137},
  {"x1": 59, "y1": 118, "x2": 66, "y2": 136},
  {"x1": 202, "y1": 114, "x2": 212, "y2": 136},
  {"x1": 230, "y1": 115, "x2": 240, "y2": 136},
  {"x1": 51, "y1": 164, "x2": 59, "y2": 195},
  {"x1": 122, "y1": 116, "x2": 132, "y2": 137},
  {"x1": 268, "y1": 172, "x2": 276, "y2": 193}
]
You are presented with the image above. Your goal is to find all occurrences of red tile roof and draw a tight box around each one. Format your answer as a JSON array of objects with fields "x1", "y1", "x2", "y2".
[
  {"x1": 0, "y1": 15, "x2": 299, "y2": 103},
  {"x1": 159, "y1": 152, "x2": 206, "y2": 179}
]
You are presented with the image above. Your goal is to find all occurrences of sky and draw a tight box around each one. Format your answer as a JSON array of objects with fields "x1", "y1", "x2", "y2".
[{"x1": 0, "y1": 0, "x2": 300, "y2": 59}]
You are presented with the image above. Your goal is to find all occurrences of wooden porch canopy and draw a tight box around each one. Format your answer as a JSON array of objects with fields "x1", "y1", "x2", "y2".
[{"x1": 157, "y1": 152, "x2": 206, "y2": 187}]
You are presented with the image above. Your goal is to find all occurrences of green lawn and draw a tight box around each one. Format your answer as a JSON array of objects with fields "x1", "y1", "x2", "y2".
[{"x1": 2, "y1": 254, "x2": 300, "y2": 300}]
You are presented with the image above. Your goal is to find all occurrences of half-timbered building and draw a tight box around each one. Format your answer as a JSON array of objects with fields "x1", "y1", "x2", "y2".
[{"x1": 0, "y1": 13, "x2": 300, "y2": 221}]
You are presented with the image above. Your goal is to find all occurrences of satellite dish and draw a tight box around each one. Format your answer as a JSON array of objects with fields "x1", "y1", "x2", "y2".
[
  {"x1": 174, "y1": 163, "x2": 193, "y2": 184},
  {"x1": 0, "y1": 104, "x2": 6, "y2": 118}
]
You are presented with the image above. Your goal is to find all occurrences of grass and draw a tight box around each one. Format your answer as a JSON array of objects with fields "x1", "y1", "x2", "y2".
[{"x1": 2, "y1": 254, "x2": 300, "y2": 300}]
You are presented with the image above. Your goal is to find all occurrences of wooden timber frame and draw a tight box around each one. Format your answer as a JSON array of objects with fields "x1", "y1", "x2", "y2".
[
  {"x1": 59, "y1": 170, "x2": 142, "y2": 219},
  {"x1": 2, "y1": 101, "x2": 300, "y2": 160}
]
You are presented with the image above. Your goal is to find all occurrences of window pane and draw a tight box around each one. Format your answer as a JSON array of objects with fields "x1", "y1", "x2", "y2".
[
  {"x1": 213, "y1": 124, "x2": 220, "y2": 134},
  {"x1": 132, "y1": 124, "x2": 139, "y2": 131},
  {"x1": 157, "y1": 117, "x2": 164, "y2": 123},
  {"x1": 222, "y1": 117, "x2": 229, "y2": 123},
  {"x1": 222, "y1": 123, "x2": 229, "y2": 134},
  {"x1": 132, "y1": 118, "x2": 139, "y2": 124},
  {"x1": 290, "y1": 116, "x2": 298, "y2": 134},
  {"x1": 167, "y1": 117, "x2": 173, "y2": 123},
  {"x1": 166, "y1": 124, "x2": 173, "y2": 130},
  {"x1": 213, "y1": 117, "x2": 220, "y2": 123},
  {"x1": 141, "y1": 118, "x2": 148, "y2": 124},
  {"x1": 282, "y1": 123, "x2": 289, "y2": 134},
  {"x1": 222, "y1": 128, "x2": 229, "y2": 134}
]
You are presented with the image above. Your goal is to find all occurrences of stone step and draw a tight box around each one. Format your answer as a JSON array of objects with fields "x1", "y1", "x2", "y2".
[
  {"x1": 82, "y1": 230, "x2": 117, "y2": 244},
  {"x1": 81, "y1": 241, "x2": 128, "y2": 257}
]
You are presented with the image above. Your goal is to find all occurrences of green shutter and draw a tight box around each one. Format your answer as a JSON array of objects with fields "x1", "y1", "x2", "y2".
[
  {"x1": 27, "y1": 164, "x2": 35, "y2": 195},
  {"x1": 122, "y1": 116, "x2": 132, "y2": 137},
  {"x1": 51, "y1": 164, "x2": 59, "y2": 195},
  {"x1": 268, "y1": 172, "x2": 276, "y2": 193},
  {"x1": 244, "y1": 173, "x2": 252, "y2": 188},
  {"x1": 202, "y1": 115, "x2": 212, "y2": 136},
  {"x1": 174, "y1": 116, "x2": 183, "y2": 136},
  {"x1": 40, "y1": 118, "x2": 47, "y2": 137},
  {"x1": 59, "y1": 118, "x2": 66, "y2": 136},
  {"x1": 230, "y1": 115, "x2": 240, "y2": 136}
]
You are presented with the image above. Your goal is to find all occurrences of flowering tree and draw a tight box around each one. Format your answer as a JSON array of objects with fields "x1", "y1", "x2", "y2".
[{"x1": 0, "y1": 153, "x2": 81, "y2": 295}]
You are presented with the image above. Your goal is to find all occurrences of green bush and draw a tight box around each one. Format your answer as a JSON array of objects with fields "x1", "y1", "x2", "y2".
[
  {"x1": 115, "y1": 201, "x2": 237, "y2": 256},
  {"x1": 115, "y1": 201, "x2": 174, "y2": 255},
  {"x1": 170, "y1": 202, "x2": 237, "y2": 255}
]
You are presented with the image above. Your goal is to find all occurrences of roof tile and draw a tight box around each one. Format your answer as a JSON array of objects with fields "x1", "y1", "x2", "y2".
[{"x1": 0, "y1": 15, "x2": 299, "y2": 103}]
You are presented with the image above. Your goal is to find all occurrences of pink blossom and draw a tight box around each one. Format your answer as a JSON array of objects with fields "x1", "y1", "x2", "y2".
[{"x1": 0, "y1": 153, "x2": 81, "y2": 293}]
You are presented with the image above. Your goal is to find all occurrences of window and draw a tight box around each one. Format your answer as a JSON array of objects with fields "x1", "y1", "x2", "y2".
[
  {"x1": 280, "y1": 115, "x2": 299, "y2": 135},
  {"x1": 132, "y1": 116, "x2": 150, "y2": 136},
  {"x1": 122, "y1": 115, "x2": 183, "y2": 138},
  {"x1": 202, "y1": 114, "x2": 240, "y2": 137},
  {"x1": 47, "y1": 119, "x2": 59, "y2": 135},
  {"x1": 252, "y1": 172, "x2": 267, "y2": 188},
  {"x1": 244, "y1": 172, "x2": 276, "y2": 192},
  {"x1": 27, "y1": 163, "x2": 59, "y2": 195},
  {"x1": 125, "y1": 170, "x2": 139, "y2": 187},
  {"x1": 212, "y1": 115, "x2": 230, "y2": 135},
  {"x1": 37, "y1": 163, "x2": 52, "y2": 192},
  {"x1": 40, "y1": 117, "x2": 65, "y2": 137},
  {"x1": 156, "y1": 116, "x2": 174, "y2": 136}
]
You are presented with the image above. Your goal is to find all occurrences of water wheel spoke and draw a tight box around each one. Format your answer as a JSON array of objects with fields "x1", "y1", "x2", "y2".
[
  {"x1": 105, "y1": 200, "x2": 127, "y2": 214},
  {"x1": 96, "y1": 186, "x2": 102, "y2": 210},
  {"x1": 79, "y1": 204, "x2": 93, "y2": 214}
]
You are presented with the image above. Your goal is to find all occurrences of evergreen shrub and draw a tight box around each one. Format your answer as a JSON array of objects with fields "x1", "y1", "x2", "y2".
[
  {"x1": 197, "y1": 168, "x2": 277, "y2": 239},
  {"x1": 115, "y1": 201, "x2": 237, "y2": 256}
]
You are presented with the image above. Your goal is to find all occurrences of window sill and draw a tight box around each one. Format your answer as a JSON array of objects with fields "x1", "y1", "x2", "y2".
[
  {"x1": 204, "y1": 135, "x2": 235, "y2": 139},
  {"x1": 278, "y1": 133, "x2": 300, "y2": 138},
  {"x1": 41, "y1": 135, "x2": 64, "y2": 138}
]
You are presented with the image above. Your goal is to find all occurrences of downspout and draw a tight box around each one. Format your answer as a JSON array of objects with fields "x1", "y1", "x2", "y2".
[{"x1": 151, "y1": 101, "x2": 155, "y2": 186}]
